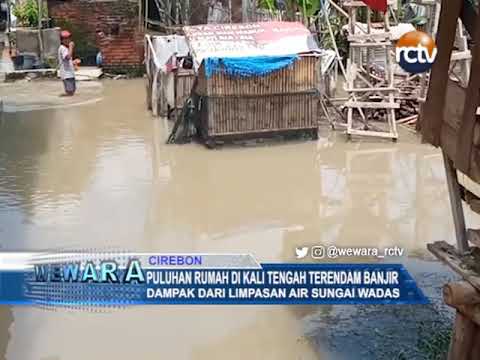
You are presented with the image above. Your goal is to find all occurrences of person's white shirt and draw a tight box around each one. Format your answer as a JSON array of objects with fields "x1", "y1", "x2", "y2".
[{"x1": 58, "y1": 45, "x2": 75, "y2": 79}]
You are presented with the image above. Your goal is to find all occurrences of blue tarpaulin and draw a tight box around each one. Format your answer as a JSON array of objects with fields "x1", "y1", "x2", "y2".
[{"x1": 204, "y1": 55, "x2": 299, "y2": 78}]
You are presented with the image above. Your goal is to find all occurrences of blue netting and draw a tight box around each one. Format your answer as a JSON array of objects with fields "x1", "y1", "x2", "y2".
[{"x1": 204, "y1": 55, "x2": 299, "y2": 78}]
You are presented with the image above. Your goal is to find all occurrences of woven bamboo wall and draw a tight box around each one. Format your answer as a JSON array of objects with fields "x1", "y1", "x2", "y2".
[
  {"x1": 174, "y1": 69, "x2": 196, "y2": 109},
  {"x1": 201, "y1": 92, "x2": 318, "y2": 137},
  {"x1": 196, "y1": 56, "x2": 319, "y2": 97}
]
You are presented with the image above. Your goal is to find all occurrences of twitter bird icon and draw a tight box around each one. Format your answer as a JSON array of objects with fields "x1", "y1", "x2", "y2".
[{"x1": 295, "y1": 247, "x2": 309, "y2": 259}]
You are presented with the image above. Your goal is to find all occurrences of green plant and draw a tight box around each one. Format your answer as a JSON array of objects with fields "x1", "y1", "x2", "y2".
[
  {"x1": 258, "y1": 0, "x2": 277, "y2": 11},
  {"x1": 257, "y1": 1, "x2": 347, "y2": 56},
  {"x1": 416, "y1": 321, "x2": 452, "y2": 360},
  {"x1": 258, "y1": 0, "x2": 320, "y2": 17},
  {"x1": 319, "y1": 10, "x2": 348, "y2": 59},
  {"x1": 13, "y1": 0, "x2": 47, "y2": 28},
  {"x1": 297, "y1": 0, "x2": 320, "y2": 18}
]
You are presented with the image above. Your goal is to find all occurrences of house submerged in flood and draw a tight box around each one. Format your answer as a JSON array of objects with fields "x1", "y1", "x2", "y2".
[{"x1": 163, "y1": 21, "x2": 323, "y2": 147}]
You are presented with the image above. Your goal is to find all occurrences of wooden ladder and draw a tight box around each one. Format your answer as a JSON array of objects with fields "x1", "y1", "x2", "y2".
[{"x1": 343, "y1": 1, "x2": 399, "y2": 140}]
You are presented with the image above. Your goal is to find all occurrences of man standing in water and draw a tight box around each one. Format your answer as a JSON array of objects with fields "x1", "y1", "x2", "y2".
[{"x1": 58, "y1": 30, "x2": 76, "y2": 96}]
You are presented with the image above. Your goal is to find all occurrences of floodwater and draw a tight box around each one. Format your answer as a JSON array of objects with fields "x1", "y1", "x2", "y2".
[{"x1": 0, "y1": 79, "x2": 477, "y2": 359}]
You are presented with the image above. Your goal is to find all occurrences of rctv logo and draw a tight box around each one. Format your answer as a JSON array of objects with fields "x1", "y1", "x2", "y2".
[{"x1": 395, "y1": 30, "x2": 437, "y2": 74}]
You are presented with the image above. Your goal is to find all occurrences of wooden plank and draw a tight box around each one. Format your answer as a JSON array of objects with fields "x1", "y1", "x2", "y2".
[
  {"x1": 420, "y1": 0, "x2": 463, "y2": 146},
  {"x1": 443, "y1": 151, "x2": 469, "y2": 253},
  {"x1": 174, "y1": 70, "x2": 195, "y2": 110},
  {"x1": 344, "y1": 101, "x2": 399, "y2": 109},
  {"x1": 444, "y1": 281, "x2": 480, "y2": 306},
  {"x1": 348, "y1": 33, "x2": 391, "y2": 41},
  {"x1": 345, "y1": 87, "x2": 398, "y2": 92},
  {"x1": 416, "y1": 0, "x2": 436, "y2": 4},
  {"x1": 455, "y1": 9, "x2": 480, "y2": 174},
  {"x1": 347, "y1": 108, "x2": 354, "y2": 138},
  {"x1": 451, "y1": 50, "x2": 472, "y2": 61},
  {"x1": 467, "y1": 198, "x2": 480, "y2": 214},
  {"x1": 468, "y1": 229, "x2": 480, "y2": 247},
  {"x1": 383, "y1": 5, "x2": 390, "y2": 31},
  {"x1": 346, "y1": 128, "x2": 397, "y2": 139},
  {"x1": 427, "y1": 241, "x2": 480, "y2": 291},
  {"x1": 349, "y1": 41, "x2": 391, "y2": 47},
  {"x1": 443, "y1": 79, "x2": 466, "y2": 131},
  {"x1": 343, "y1": 1, "x2": 369, "y2": 7},
  {"x1": 397, "y1": 115, "x2": 418, "y2": 124}
]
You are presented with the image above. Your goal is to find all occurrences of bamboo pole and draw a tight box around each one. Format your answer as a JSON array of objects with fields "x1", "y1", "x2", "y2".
[
  {"x1": 145, "y1": 0, "x2": 149, "y2": 30},
  {"x1": 138, "y1": 0, "x2": 142, "y2": 30},
  {"x1": 7, "y1": 0, "x2": 10, "y2": 33},
  {"x1": 37, "y1": 0, "x2": 44, "y2": 62},
  {"x1": 442, "y1": 151, "x2": 469, "y2": 254}
]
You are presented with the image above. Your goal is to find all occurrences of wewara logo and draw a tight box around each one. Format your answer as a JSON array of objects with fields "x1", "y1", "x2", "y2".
[{"x1": 395, "y1": 31, "x2": 437, "y2": 74}]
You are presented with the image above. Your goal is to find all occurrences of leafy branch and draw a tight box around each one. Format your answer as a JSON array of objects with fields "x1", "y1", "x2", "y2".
[{"x1": 13, "y1": 0, "x2": 47, "y2": 28}]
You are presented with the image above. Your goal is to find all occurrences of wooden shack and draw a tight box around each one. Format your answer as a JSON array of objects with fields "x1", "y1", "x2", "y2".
[
  {"x1": 183, "y1": 22, "x2": 322, "y2": 144},
  {"x1": 421, "y1": 1, "x2": 480, "y2": 358},
  {"x1": 145, "y1": 34, "x2": 195, "y2": 118},
  {"x1": 421, "y1": 0, "x2": 479, "y2": 209}
]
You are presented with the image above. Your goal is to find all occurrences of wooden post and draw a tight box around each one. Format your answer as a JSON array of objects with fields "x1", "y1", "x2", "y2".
[
  {"x1": 138, "y1": 0, "x2": 142, "y2": 30},
  {"x1": 443, "y1": 282, "x2": 478, "y2": 360},
  {"x1": 432, "y1": 255, "x2": 480, "y2": 359},
  {"x1": 152, "y1": 69, "x2": 159, "y2": 116},
  {"x1": 444, "y1": 281, "x2": 480, "y2": 306},
  {"x1": 455, "y1": 8, "x2": 480, "y2": 174},
  {"x1": 383, "y1": 7, "x2": 389, "y2": 32},
  {"x1": 432, "y1": 1, "x2": 441, "y2": 38},
  {"x1": 6, "y1": 0, "x2": 10, "y2": 33},
  {"x1": 442, "y1": 151, "x2": 469, "y2": 254},
  {"x1": 470, "y1": 330, "x2": 480, "y2": 358},
  {"x1": 420, "y1": 0, "x2": 462, "y2": 146},
  {"x1": 366, "y1": 8, "x2": 371, "y2": 82},
  {"x1": 448, "y1": 312, "x2": 476, "y2": 360},
  {"x1": 145, "y1": 0, "x2": 149, "y2": 30}
]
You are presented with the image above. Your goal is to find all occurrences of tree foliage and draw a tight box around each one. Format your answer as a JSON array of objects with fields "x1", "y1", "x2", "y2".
[
  {"x1": 13, "y1": 0, "x2": 47, "y2": 28},
  {"x1": 258, "y1": 0, "x2": 321, "y2": 19},
  {"x1": 257, "y1": 0, "x2": 347, "y2": 57}
]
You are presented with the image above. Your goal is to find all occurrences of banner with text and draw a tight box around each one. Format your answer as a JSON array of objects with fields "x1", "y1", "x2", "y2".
[{"x1": 0, "y1": 252, "x2": 428, "y2": 307}]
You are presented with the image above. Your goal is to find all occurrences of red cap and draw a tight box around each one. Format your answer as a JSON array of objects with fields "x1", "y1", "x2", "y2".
[{"x1": 60, "y1": 30, "x2": 71, "y2": 39}]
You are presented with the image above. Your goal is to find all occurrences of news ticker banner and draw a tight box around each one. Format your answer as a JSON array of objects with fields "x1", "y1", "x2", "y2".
[{"x1": 0, "y1": 252, "x2": 429, "y2": 307}]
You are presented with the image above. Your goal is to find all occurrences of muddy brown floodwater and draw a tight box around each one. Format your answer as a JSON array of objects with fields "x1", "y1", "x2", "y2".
[{"x1": 0, "y1": 79, "x2": 478, "y2": 360}]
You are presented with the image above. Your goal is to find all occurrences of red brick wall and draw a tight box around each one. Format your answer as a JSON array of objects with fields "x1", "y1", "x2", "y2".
[{"x1": 48, "y1": 0, "x2": 145, "y2": 74}]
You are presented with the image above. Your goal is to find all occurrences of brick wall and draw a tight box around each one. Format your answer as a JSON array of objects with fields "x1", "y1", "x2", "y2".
[{"x1": 48, "y1": 0, "x2": 145, "y2": 75}]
